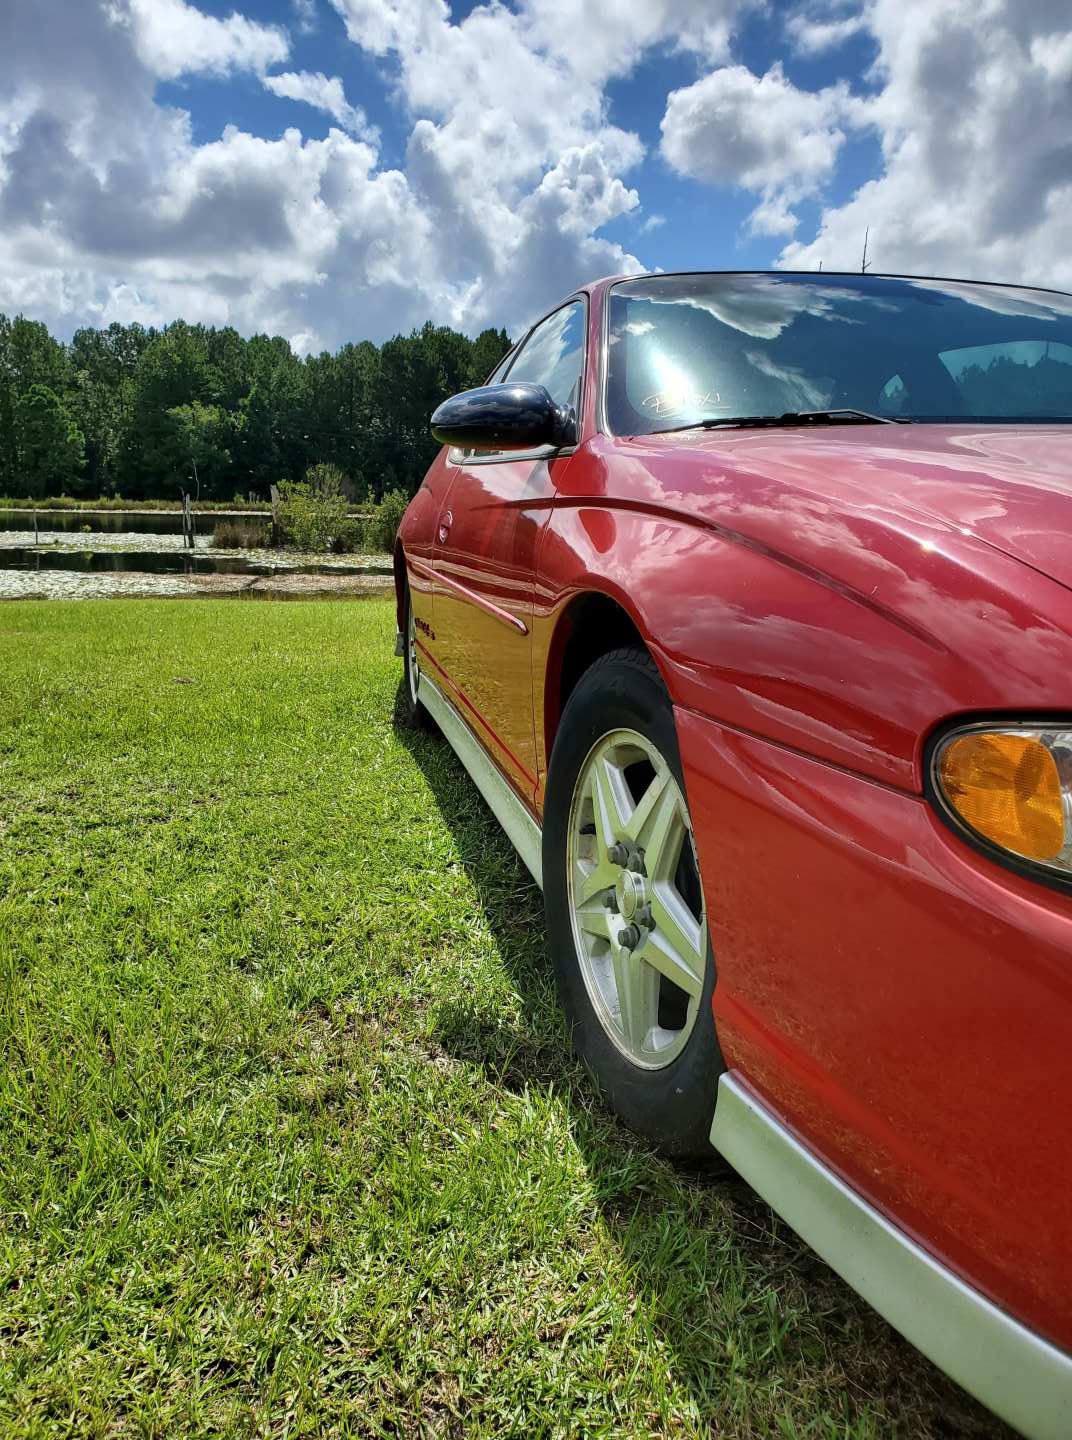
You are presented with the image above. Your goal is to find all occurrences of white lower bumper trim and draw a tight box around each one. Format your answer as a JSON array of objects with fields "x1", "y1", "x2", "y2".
[
  {"x1": 711, "y1": 1073, "x2": 1072, "y2": 1440},
  {"x1": 417, "y1": 669, "x2": 543, "y2": 888}
]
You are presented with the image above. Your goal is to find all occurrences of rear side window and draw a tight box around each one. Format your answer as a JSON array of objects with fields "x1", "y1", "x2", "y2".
[
  {"x1": 939, "y1": 341, "x2": 1072, "y2": 417},
  {"x1": 505, "y1": 301, "x2": 585, "y2": 413}
]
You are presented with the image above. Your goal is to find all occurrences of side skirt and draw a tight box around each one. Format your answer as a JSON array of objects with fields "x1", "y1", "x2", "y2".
[
  {"x1": 711, "y1": 1072, "x2": 1072, "y2": 1440},
  {"x1": 417, "y1": 669, "x2": 543, "y2": 889}
]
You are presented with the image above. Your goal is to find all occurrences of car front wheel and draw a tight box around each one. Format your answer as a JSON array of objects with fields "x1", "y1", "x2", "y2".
[{"x1": 543, "y1": 647, "x2": 724, "y2": 1156}]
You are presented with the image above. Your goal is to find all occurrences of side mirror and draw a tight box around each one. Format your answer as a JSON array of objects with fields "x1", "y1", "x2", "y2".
[{"x1": 430, "y1": 382, "x2": 574, "y2": 452}]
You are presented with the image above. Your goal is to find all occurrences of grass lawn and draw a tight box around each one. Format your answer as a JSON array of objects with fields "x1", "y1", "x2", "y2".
[{"x1": 0, "y1": 599, "x2": 1007, "y2": 1438}]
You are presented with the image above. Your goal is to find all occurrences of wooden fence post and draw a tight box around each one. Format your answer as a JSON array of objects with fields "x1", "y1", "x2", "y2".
[{"x1": 270, "y1": 484, "x2": 280, "y2": 548}]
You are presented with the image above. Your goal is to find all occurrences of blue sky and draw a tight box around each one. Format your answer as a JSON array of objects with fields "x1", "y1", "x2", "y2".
[{"x1": 1, "y1": 1, "x2": 1069, "y2": 351}]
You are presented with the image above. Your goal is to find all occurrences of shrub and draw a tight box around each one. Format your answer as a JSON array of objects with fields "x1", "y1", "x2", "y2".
[
  {"x1": 213, "y1": 519, "x2": 267, "y2": 548},
  {"x1": 305, "y1": 462, "x2": 349, "y2": 496},
  {"x1": 363, "y1": 488, "x2": 409, "y2": 553},
  {"x1": 275, "y1": 468, "x2": 361, "y2": 553}
]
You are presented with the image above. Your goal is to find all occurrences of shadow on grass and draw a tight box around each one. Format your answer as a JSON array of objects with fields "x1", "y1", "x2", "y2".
[{"x1": 391, "y1": 683, "x2": 1011, "y2": 1439}]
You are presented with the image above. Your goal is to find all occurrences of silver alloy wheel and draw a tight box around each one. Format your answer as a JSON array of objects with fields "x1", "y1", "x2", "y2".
[
  {"x1": 406, "y1": 600, "x2": 419, "y2": 708},
  {"x1": 566, "y1": 727, "x2": 709, "y2": 1070}
]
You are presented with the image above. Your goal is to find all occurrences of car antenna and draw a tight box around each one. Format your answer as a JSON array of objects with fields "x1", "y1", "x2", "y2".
[{"x1": 861, "y1": 226, "x2": 871, "y2": 273}]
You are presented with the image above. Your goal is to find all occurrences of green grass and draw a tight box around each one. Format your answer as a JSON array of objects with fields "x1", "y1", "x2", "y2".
[{"x1": 0, "y1": 600, "x2": 1008, "y2": 1438}]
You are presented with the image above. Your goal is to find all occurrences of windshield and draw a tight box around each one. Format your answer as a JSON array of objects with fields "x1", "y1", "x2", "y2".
[{"x1": 605, "y1": 273, "x2": 1072, "y2": 435}]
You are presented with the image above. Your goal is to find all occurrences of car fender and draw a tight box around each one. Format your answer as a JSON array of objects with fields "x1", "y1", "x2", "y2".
[{"x1": 536, "y1": 490, "x2": 1072, "y2": 794}]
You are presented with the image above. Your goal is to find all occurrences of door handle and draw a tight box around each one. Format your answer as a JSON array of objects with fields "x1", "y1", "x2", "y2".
[{"x1": 438, "y1": 509, "x2": 452, "y2": 545}]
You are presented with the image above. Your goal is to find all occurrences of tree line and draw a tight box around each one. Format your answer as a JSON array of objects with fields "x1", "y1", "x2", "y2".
[{"x1": 0, "y1": 314, "x2": 512, "y2": 503}]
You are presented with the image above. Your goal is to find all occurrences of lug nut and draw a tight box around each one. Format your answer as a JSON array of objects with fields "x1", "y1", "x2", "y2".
[
  {"x1": 604, "y1": 891, "x2": 618, "y2": 910},
  {"x1": 608, "y1": 842, "x2": 629, "y2": 867},
  {"x1": 636, "y1": 903, "x2": 655, "y2": 932},
  {"x1": 619, "y1": 923, "x2": 642, "y2": 952}
]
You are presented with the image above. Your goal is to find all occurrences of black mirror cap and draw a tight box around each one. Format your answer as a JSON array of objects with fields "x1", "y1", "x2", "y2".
[{"x1": 430, "y1": 382, "x2": 575, "y2": 452}]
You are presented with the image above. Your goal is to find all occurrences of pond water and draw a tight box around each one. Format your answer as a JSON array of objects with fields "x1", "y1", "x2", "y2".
[
  {"x1": 0, "y1": 516, "x2": 392, "y2": 600},
  {"x1": 0, "y1": 508, "x2": 271, "y2": 538},
  {"x1": 0, "y1": 548, "x2": 387, "y2": 577}
]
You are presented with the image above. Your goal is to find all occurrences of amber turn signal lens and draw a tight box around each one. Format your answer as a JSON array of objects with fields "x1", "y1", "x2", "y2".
[{"x1": 939, "y1": 732, "x2": 1065, "y2": 861}]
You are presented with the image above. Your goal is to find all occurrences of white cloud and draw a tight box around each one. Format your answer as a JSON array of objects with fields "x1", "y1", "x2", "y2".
[
  {"x1": 328, "y1": 0, "x2": 755, "y2": 199},
  {"x1": 105, "y1": 0, "x2": 290, "y2": 79},
  {"x1": 8, "y1": 0, "x2": 752, "y2": 347},
  {"x1": 317, "y1": 0, "x2": 751, "y2": 324},
  {"x1": 780, "y1": 0, "x2": 1072, "y2": 290},
  {"x1": 4, "y1": 0, "x2": 1069, "y2": 355},
  {"x1": 787, "y1": 5, "x2": 866, "y2": 54},
  {"x1": 1029, "y1": 29, "x2": 1072, "y2": 83},
  {"x1": 517, "y1": 0, "x2": 749, "y2": 83},
  {"x1": 660, "y1": 63, "x2": 858, "y2": 235},
  {"x1": 0, "y1": 0, "x2": 423, "y2": 340},
  {"x1": 263, "y1": 71, "x2": 377, "y2": 142},
  {"x1": 292, "y1": 0, "x2": 318, "y2": 35}
]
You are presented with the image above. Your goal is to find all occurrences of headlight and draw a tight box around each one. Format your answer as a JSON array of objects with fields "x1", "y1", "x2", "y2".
[{"x1": 929, "y1": 722, "x2": 1072, "y2": 885}]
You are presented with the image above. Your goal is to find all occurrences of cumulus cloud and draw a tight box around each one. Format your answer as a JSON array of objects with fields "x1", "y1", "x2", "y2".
[
  {"x1": 0, "y1": 0, "x2": 423, "y2": 342},
  {"x1": 105, "y1": 0, "x2": 289, "y2": 79},
  {"x1": 780, "y1": 0, "x2": 1072, "y2": 289},
  {"x1": 262, "y1": 70, "x2": 378, "y2": 142},
  {"x1": 661, "y1": 63, "x2": 859, "y2": 235},
  {"x1": 5, "y1": 0, "x2": 745, "y2": 346},
  {"x1": 316, "y1": 0, "x2": 755, "y2": 323},
  {"x1": 7, "y1": 0, "x2": 1067, "y2": 355},
  {"x1": 786, "y1": 4, "x2": 866, "y2": 54},
  {"x1": 655, "y1": 1, "x2": 1072, "y2": 286},
  {"x1": 515, "y1": 0, "x2": 750, "y2": 84}
]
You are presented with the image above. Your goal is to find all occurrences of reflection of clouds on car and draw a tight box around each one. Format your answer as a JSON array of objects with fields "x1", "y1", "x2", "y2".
[
  {"x1": 615, "y1": 273, "x2": 877, "y2": 339},
  {"x1": 743, "y1": 348, "x2": 832, "y2": 411},
  {"x1": 607, "y1": 272, "x2": 1072, "y2": 431},
  {"x1": 505, "y1": 302, "x2": 585, "y2": 410},
  {"x1": 906, "y1": 278, "x2": 1072, "y2": 322}
]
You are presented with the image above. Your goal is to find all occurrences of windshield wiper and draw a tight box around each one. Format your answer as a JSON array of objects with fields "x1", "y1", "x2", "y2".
[{"x1": 654, "y1": 408, "x2": 909, "y2": 435}]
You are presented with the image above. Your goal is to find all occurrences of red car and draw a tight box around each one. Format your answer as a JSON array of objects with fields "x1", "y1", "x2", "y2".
[{"x1": 394, "y1": 271, "x2": 1072, "y2": 1438}]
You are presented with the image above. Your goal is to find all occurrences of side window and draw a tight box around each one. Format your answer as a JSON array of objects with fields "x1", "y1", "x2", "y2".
[
  {"x1": 485, "y1": 351, "x2": 515, "y2": 386},
  {"x1": 878, "y1": 373, "x2": 909, "y2": 416},
  {"x1": 505, "y1": 301, "x2": 585, "y2": 414},
  {"x1": 939, "y1": 340, "x2": 1072, "y2": 417}
]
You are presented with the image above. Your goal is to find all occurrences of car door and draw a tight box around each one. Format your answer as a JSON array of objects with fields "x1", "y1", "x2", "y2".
[{"x1": 432, "y1": 299, "x2": 586, "y2": 805}]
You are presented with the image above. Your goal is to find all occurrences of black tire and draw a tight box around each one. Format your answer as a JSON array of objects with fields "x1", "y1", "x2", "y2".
[
  {"x1": 401, "y1": 581, "x2": 435, "y2": 731},
  {"x1": 543, "y1": 647, "x2": 725, "y2": 1157}
]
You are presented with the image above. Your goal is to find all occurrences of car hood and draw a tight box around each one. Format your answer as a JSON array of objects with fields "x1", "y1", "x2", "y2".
[{"x1": 622, "y1": 424, "x2": 1072, "y2": 595}]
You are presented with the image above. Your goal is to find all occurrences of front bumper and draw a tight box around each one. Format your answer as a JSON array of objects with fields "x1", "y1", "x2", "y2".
[
  {"x1": 676, "y1": 706, "x2": 1072, "y2": 1431},
  {"x1": 711, "y1": 1073, "x2": 1072, "y2": 1440}
]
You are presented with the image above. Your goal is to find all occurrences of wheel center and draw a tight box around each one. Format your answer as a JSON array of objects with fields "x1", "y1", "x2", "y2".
[{"x1": 617, "y1": 869, "x2": 647, "y2": 920}]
